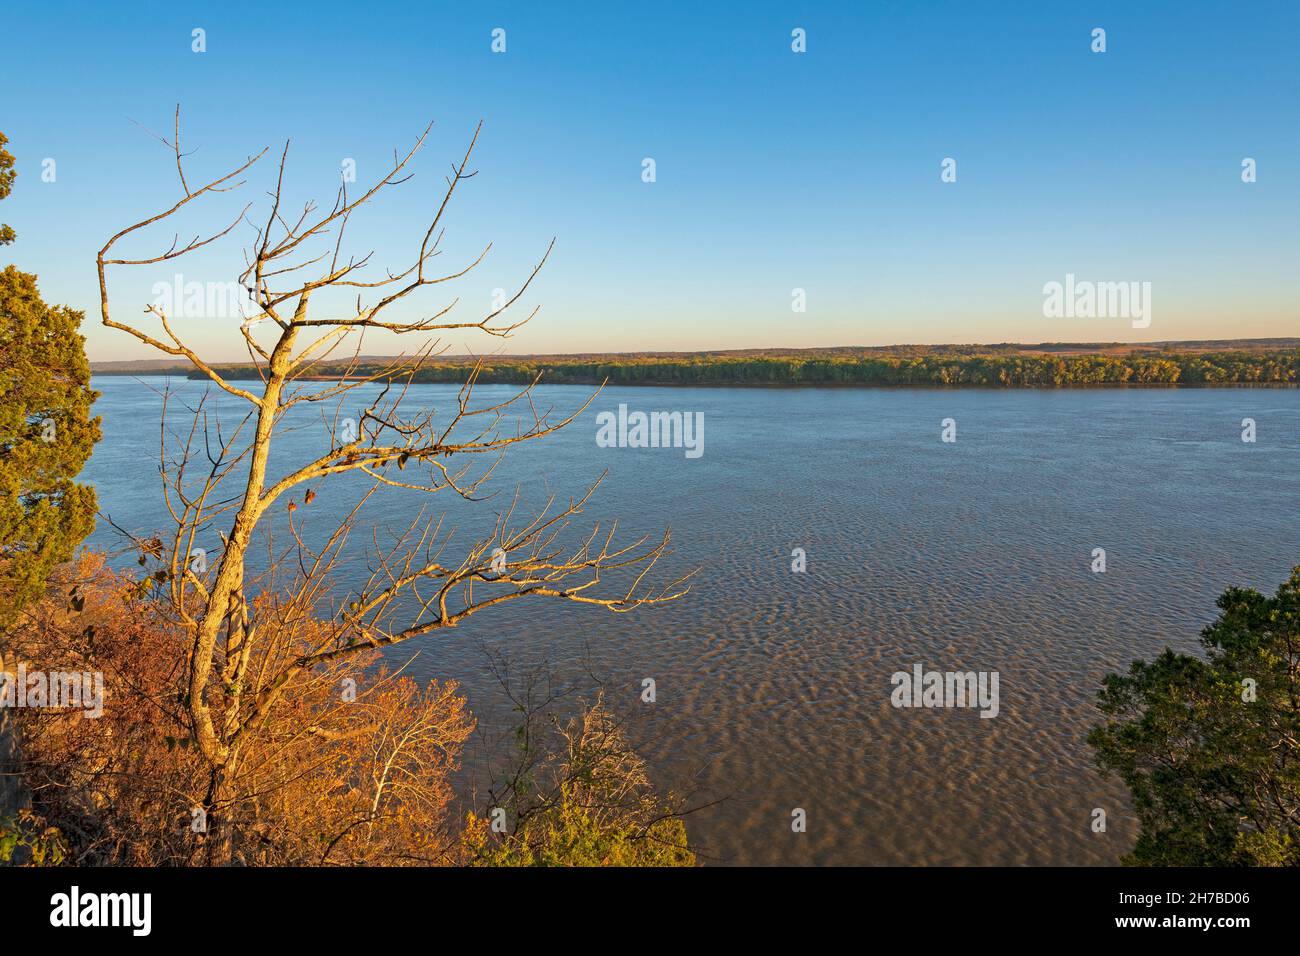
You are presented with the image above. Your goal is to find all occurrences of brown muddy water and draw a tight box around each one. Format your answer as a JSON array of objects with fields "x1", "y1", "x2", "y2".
[{"x1": 86, "y1": 379, "x2": 1300, "y2": 864}]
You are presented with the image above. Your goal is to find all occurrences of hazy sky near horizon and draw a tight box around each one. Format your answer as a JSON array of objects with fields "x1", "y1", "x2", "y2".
[{"x1": 2, "y1": 0, "x2": 1297, "y2": 362}]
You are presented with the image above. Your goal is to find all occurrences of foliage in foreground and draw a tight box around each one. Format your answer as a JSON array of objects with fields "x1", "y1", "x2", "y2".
[
  {"x1": 12, "y1": 554, "x2": 476, "y2": 865},
  {"x1": 0, "y1": 265, "x2": 100, "y2": 635},
  {"x1": 0, "y1": 809, "x2": 66, "y2": 866},
  {"x1": 464, "y1": 700, "x2": 694, "y2": 867},
  {"x1": 1089, "y1": 568, "x2": 1300, "y2": 866},
  {"x1": 0, "y1": 131, "x2": 15, "y2": 246},
  {"x1": 7, "y1": 556, "x2": 693, "y2": 866}
]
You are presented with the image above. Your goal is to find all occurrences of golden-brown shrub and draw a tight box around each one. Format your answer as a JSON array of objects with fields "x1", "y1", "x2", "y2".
[{"x1": 11, "y1": 554, "x2": 473, "y2": 865}]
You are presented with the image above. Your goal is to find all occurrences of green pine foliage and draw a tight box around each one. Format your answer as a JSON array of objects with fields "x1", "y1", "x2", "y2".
[
  {"x1": 0, "y1": 265, "x2": 101, "y2": 634},
  {"x1": 0, "y1": 132, "x2": 15, "y2": 247},
  {"x1": 1089, "y1": 569, "x2": 1300, "y2": 866}
]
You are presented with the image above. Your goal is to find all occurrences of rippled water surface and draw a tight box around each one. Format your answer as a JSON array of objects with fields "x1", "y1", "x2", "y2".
[{"x1": 84, "y1": 379, "x2": 1300, "y2": 865}]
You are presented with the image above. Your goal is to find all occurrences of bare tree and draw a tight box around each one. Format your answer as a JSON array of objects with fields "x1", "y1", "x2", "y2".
[{"x1": 95, "y1": 109, "x2": 692, "y2": 862}]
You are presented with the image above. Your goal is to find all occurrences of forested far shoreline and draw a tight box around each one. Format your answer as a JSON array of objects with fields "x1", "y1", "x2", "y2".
[{"x1": 148, "y1": 348, "x2": 1300, "y2": 388}]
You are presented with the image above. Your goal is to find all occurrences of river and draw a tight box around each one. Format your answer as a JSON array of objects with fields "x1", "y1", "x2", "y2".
[{"x1": 83, "y1": 378, "x2": 1300, "y2": 865}]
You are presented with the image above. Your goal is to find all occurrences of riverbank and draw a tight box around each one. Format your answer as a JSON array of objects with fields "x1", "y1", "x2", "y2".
[{"x1": 90, "y1": 342, "x2": 1300, "y2": 389}]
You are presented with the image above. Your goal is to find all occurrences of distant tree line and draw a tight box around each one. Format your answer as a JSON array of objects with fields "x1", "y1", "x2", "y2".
[{"x1": 201, "y1": 350, "x2": 1300, "y2": 388}]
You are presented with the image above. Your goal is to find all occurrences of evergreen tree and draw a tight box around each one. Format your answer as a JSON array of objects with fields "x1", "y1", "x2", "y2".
[
  {"x1": 0, "y1": 129, "x2": 100, "y2": 634},
  {"x1": 1089, "y1": 569, "x2": 1300, "y2": 865},
  {"x1": 0, "y1": 132, "x2": 15, "y2": 246}
]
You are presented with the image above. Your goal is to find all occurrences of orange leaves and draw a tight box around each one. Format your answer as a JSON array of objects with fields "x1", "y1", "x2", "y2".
[{"x1": 13, "y1": 552, "x2": 475, "y2": 865}]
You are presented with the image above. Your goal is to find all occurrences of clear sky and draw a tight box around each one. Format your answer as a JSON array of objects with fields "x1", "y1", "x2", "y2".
[{"x1": 2, "y1": 0, "x2": 1297, "y2": 361}]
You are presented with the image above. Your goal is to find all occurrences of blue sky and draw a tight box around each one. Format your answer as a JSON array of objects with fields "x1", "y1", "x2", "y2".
[{"x1": 2, "y1": 0, "x2": 1297, "y2": 360}]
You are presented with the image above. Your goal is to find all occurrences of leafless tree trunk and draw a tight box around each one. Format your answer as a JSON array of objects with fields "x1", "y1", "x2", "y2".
[{"x1": 96, "y1": 108, "x2": 692, "y2": 863}]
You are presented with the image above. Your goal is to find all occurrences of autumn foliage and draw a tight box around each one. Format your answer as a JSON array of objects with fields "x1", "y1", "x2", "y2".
[
  {"x1": 10, "y1": 554, "x2": 474, "y2": 865},
  {"x1": 6, "y1": 554, "x2": 694, "y2": 866}
]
